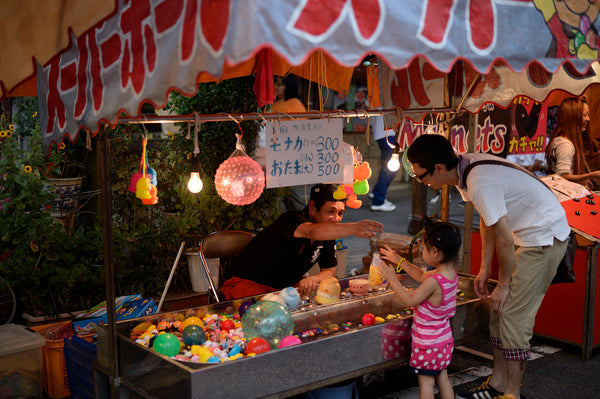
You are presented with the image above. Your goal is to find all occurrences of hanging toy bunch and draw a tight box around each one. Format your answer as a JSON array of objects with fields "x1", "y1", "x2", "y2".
[
  {"x1": 340, "y1": 148, "x2": 372, "y2": 209},
  {"x1": 129, "y1": 137, "x2": 158, "y2": 205},
  {"x1": 214, "y1": 131, "x2": 265, "y2": 206}
]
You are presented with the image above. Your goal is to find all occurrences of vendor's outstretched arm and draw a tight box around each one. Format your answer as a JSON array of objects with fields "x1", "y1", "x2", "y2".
[{"x1": 294, "y1": 220, "x2": 384, "y2": 241}]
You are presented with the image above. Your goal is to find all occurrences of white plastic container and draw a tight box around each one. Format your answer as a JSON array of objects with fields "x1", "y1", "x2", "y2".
[
  {"x1": 185, "y1": 251, "x2": 220, "y2": 293},
  {"x1": 0, "y1": 324, "x2": 46, "y2": 398}
]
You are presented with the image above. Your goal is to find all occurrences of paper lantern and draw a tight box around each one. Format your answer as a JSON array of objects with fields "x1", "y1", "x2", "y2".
[{"x1": 215, "y1": 154, "x2": 265, "y2": 205}]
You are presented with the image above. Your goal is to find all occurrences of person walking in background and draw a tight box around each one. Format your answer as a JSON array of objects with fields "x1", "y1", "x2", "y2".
[
  {"x1": 369, "y1": 115, "x2": 397, "y2": 211},
  {"x1": 407, "y1": 134, "x2": 569, "y2": 399},
  {"x1": 378, "y1": 217, "x2": 461, "y2": 399},
  {"x1": 546, "y1": 96, "x2": 600, "y2": 188}
]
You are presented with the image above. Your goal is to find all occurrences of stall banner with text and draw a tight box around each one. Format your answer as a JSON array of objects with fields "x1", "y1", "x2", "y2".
[{"x1": 265, "y1": 119, "x2": 343, "y2": 188}]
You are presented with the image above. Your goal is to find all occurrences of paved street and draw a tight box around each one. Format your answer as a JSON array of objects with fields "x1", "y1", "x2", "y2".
[{"x1": 341, "y1": 180, "x2": 600, "y2": 399}]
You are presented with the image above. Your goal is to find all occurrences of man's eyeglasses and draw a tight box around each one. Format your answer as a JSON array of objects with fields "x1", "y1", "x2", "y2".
[{"x1": 414, "y1": 169, "x2": 431, "y2": 182}]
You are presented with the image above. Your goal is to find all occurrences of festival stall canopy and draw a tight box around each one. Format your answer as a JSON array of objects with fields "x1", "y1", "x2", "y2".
[{"x1": 20, "y1": 0, "x2": 600, "y2": 150}]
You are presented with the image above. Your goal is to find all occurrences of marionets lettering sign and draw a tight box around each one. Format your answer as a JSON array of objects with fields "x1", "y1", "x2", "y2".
[{"x1": 265, "y1": 119, "x2": 343, "y2": 188}]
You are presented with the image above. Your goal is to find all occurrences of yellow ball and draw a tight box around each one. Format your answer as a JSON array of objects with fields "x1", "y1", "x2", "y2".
[{"x1": 182, "y1": 316, "x2": 204, "y2": 330}]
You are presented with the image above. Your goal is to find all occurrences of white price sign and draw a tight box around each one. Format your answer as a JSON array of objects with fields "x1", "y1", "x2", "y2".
[{"x1": 265, "y1": 119, "x2": 343, "y2": 188}]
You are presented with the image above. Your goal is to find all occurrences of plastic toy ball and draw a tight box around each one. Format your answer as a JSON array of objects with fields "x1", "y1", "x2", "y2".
[
  {"x1": 182, "y1": 325, "x2": 206, "y2": 346},
  {"x1": 238, "y1": 300, "x2": 255, "y2": 317},
  {"x1": 214, "y1": 155, "x2": 265, "y2": 205},
  {"x1": 246, "y1": 337, "x2": 271, "y2": 354},
  {"x1": 242, "y1": 300, "x2": 294, "y2": 349},
  {"x1": 221, "y1": 319, "x2": 236, "y2": 332},
  {"x1": 182, "y1": 316, "x2": 204, "y2": 330},
  {"x1": 153, "y1": 333, "x2": 181, "y2": 357},
  {"x1": 362, "y1": 313, "x2": 376, "y2": 326},
  {"x1": 278, "y1": 335, "x2": 302, "y2": 348}
]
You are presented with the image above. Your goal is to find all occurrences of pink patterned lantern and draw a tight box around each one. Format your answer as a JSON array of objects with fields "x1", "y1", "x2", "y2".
[{"x1": 214, "y1": 137, "x2": 265, "y2": 205}]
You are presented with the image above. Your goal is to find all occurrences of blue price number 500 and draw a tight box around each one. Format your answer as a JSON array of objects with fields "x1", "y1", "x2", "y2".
[{"x1": 318, "y1": 163, "x2": 340, "y2": 177}]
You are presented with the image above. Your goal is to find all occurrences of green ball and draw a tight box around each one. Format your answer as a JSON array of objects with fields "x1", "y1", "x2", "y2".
[{"x1": 153, "y1": 333, "x2": 181, "y2": 357}]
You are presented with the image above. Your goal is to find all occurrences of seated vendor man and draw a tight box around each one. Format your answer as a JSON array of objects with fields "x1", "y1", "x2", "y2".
[{"x1": 221, "y1": 183, "x2": 384, "y2": 300}]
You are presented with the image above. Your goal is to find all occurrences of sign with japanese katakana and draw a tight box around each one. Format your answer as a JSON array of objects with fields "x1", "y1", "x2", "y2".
[{"x1": 265, "y1": 119, "x2": 343, "y2": 188}]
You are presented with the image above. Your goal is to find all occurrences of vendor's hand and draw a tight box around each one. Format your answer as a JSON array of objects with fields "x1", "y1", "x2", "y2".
[
  {"x1": 355, "y1": 220, "x2": 384, "y2": 239},
  {"x1": 298, "y1": 275, "x2": 320, "y2": 296},
  {"x1": 380, "y1": 244, "x2": 400, "y2": 265},
  {"x1": 473, "y1": 269, "x2": 491, "y2": 299},
  {"x1": 489, "y1": 284, "x2": 510, "y2": 314}
]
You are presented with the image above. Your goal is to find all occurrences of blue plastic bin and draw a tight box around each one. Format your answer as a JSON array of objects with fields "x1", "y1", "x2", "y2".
[{"x1": 63, "y1": 336, "x2": 97, "y2": 399}]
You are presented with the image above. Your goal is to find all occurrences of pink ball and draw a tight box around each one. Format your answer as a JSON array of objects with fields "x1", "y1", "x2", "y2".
[
  {"x1": 214, "y1": 156, "x2": 265, "y2": 205},
  {"x1": 278, "y1": 335, "x2": 302, "y2": 348}
]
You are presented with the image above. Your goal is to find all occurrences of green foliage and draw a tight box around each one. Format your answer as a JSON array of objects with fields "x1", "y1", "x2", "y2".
[{"x1": 0, "y1": 117, "x2": 105, "y2": 316}]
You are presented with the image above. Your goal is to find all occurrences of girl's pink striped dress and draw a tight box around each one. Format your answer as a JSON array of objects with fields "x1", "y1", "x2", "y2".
[{"x1": 409, "y1": 273, "x2": 458, "y2": 376}]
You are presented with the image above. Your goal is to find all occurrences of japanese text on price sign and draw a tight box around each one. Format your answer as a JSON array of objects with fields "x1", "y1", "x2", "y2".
[{"x1": 265, "y1": 119, "x2": 343, "y2": 188}]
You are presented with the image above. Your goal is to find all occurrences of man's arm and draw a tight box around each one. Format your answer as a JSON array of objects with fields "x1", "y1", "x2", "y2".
[
  {"x1": 482, "y1": 216, "x2": 514, "y2": 313},
  {"x1": 294, "y1": 220, "x2": 384, "y2": 241}
]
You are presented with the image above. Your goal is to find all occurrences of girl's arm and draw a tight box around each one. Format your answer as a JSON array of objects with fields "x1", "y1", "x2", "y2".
[
  {"x1": 380, "y1": 244, "x2": 425, "y2": 283},
  {"x1": 380, "y1": 263, "x2": 439, "y2": 307}
]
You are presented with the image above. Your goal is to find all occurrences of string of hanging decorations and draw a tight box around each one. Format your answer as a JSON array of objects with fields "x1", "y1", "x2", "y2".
[{"x1": 122, "y1": 107, "x2": 458, "y2": 207}]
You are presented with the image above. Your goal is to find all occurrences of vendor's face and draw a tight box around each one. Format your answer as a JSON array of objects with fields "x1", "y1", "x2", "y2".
[{"x1": 314, "y1": 201, "x2": 345, "y2": 223}]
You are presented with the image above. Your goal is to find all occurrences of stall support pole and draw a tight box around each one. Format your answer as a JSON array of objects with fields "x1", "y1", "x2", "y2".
[
  {"x1": 582, "y1": 243, "x2": 598, "y2": 360},
  {"x1": 99, "y1": 126, "x2": 120, "y2": 399}
]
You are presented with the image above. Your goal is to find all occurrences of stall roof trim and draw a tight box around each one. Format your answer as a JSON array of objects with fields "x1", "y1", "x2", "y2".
[{"x1": 33, "y1": 0, "x2": 600, "y2": 150}]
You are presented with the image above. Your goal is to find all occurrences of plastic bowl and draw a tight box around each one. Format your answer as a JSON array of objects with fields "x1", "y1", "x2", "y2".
[{"x1": 349, "y1": 278, "x2": 369, "y2": 295}]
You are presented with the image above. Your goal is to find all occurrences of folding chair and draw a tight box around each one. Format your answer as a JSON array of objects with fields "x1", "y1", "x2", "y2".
[{"x1": 198, "y1": 231, "x2": 254, "y2": 303}]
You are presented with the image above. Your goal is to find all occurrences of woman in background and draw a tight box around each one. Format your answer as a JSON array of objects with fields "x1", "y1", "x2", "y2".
[{"x1": 546, "y1": 97, "x2": 600, "y2": 188}]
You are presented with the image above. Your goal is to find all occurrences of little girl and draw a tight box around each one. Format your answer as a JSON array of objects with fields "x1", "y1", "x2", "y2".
[{"x1": 378, "y1": 217, "x2": 461, "y2": 399}]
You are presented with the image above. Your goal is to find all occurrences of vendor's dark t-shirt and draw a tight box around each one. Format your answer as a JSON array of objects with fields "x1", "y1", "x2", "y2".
[{"x1": 228, "y1": 210, "x2": 337, "y2": 289}]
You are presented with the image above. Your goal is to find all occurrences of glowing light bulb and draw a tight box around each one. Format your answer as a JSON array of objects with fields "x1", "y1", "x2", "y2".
[
  {"x1": 387, "y1": 153, "x2": 400, "y2": 172},
  {"x1": 187, "y1": 172, "x2": 203, "y2": 193}
]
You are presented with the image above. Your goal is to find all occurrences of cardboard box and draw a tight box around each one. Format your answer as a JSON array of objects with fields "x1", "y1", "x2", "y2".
[
  {"x1": 72, "y1": 294, "x2": 141, "y2": 334},
  {"x1": 115, "y1": 298, "x2": 157, "y2": 320},
  {"x1": 0, "y1": 324, "x2": 46, "y2": 398}
]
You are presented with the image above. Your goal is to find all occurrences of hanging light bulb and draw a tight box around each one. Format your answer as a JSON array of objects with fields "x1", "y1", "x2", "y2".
[
  {"x1": 387, "y1": 122, "x2": 402, "y2": 172},
  {"x1": 187, "y1": 119, "x2": 203, "y2": 193},
  {"x1": 187, "y1": 171, "x2": 203, "y2": 193},
  {"x1": 387, "y1": 153, "x2": 400, "y2": 172}
]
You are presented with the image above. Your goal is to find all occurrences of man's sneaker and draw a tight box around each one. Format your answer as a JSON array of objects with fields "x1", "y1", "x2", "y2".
[
  {"x1": 456, "y1": 376, "x2": 502, "y2": 399},
  {"x1": 371, "y1": 200, "x2": 396, "y2": 212}
]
